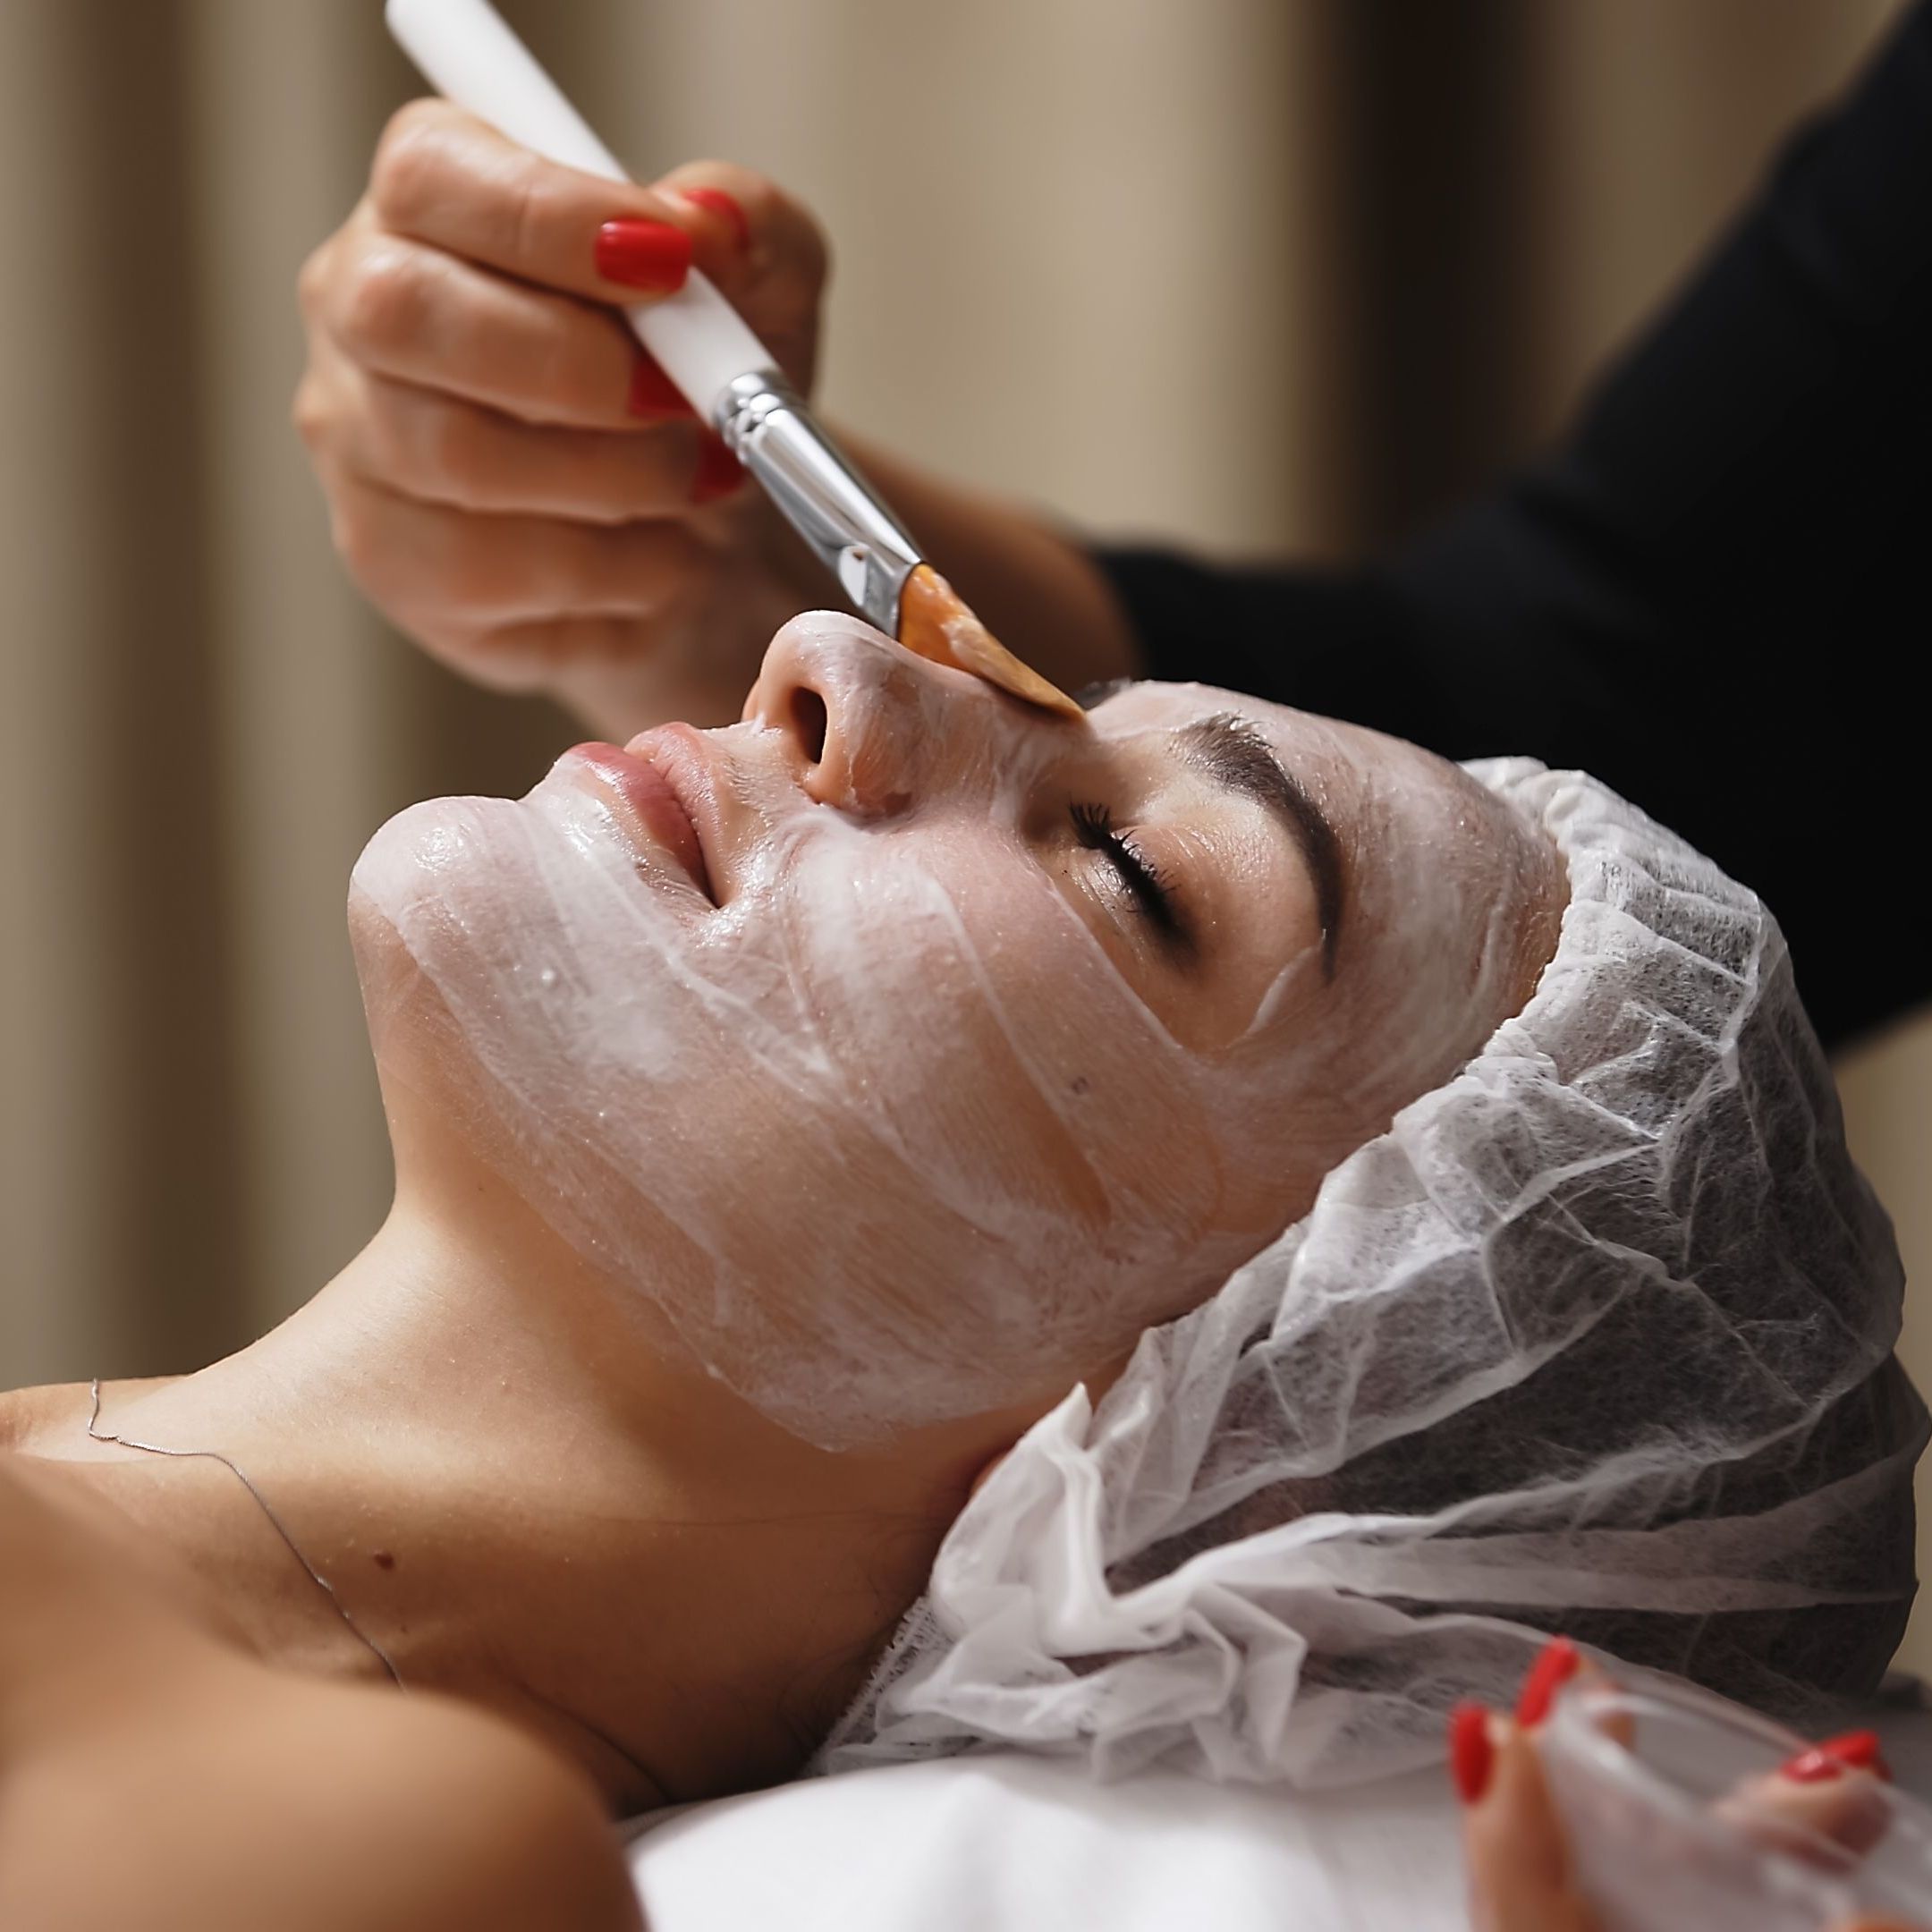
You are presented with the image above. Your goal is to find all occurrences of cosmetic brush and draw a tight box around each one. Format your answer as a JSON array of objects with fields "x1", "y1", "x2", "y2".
[{"x1": 386, "y1": 0, "x2": 1083, "y2": 720}]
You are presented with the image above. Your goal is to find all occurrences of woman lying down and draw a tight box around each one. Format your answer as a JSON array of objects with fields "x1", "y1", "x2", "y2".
[{"x1": 0, "y1": 614, "x2": 1920, "y2": 1929}]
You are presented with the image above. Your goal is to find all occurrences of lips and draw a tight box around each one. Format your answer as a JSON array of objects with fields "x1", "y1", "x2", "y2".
[{"x1": 566, "y1": 739, "x2": 718, "y2": 903}]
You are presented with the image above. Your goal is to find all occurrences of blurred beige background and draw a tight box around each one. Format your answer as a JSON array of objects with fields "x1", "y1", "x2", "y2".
[{"x1": 2, "y1": 0, "x2": 1924, "y2": 1655}]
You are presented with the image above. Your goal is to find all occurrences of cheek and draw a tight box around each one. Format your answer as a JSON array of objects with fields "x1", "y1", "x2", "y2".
[
  {"x1": 781, "y1": 827, "x2": 1171, "y2": 1231},
  {"x1": 901, "y1": 835, "x2": 1257, "y2": 1250},
  {"x1": 758, "y1": 825, "x2": 1131, "y2": 1238},
  {"x1": 350, "y1": 790, "x2": 1280, "y2": 1445}
]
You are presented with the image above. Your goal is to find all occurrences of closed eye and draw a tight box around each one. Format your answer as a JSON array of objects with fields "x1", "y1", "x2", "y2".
[{"x1": 1070, "y1": 802, "x2": 1187, "y2": 947}]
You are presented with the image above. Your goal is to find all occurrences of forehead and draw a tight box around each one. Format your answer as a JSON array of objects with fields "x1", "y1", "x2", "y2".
[
  {"x1": 1088, "y1": 681, "x2": 1400, "y2": 792},
  {"x1": 1087, "y1": 681, "x2": 1538, "y2": 877}
]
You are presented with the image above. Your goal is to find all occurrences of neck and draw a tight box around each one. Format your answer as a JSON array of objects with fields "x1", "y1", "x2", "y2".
[{"x1": 7, "y1": 1165, "x2": 996, "y2": 1811}]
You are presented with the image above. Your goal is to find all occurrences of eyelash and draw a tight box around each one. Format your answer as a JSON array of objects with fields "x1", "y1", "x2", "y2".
[{"x1": 1070, "y1": 802, "x2": 1183, "y2": 940}]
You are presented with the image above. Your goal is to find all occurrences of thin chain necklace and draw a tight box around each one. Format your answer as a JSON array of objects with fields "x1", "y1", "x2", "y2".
[{"x1": 86, "y1": 1379, "x2": 405, "y2": 1690}]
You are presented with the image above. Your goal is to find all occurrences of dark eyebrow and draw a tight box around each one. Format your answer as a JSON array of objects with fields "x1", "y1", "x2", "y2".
[{"x1": 1174, "y1": 714, "x2": 1345, "y2": 978}]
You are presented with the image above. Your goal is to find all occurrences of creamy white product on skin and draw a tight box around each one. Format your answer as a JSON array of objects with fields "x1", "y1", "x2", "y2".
[{"x1": 350, "y1": 614, "x2": 1555, "y2": 1447}]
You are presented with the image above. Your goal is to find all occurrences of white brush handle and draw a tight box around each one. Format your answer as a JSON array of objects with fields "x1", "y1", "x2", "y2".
[{"x1": 386, "y1": 0, "x2": 774, "y2": 422}]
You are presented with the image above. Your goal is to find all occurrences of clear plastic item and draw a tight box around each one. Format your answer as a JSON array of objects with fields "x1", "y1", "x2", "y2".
[{"x1": 1540, "y1": 1677, "x2": 1932, "y2": 1930}]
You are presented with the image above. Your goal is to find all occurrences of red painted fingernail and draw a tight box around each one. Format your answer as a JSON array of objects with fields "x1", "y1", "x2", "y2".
[
  {"x1": 1817, "y1": 1730, "x2": 1892, "y2": 1782},
  {"x1": 1449, "y1": 1703, "x2": 1494, "y2": 1805},
  {"x1": 626, "y1": 352, "x2": 693, "y2": 419},
  {"x1": 1780, "y1": 1748, "x2": 1846, "y2": 1784},
  {"x1": 691, "y1": 431, "x2": 744, "y2": 504},
  {"x1": 594, "y1": 218, "x2": 691, "y2": 292},
  {"x1": 1514, "y1": 1637, "x2": 1580, "y2": 1730},
  {"x1": 677, "y1": 186, "x2": 751, "y2": 253}
]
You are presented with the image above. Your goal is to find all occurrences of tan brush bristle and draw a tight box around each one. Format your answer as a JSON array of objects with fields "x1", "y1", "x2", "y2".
[{"x1": 896, "y1": 564, "x2": 1085, "y2": 720}]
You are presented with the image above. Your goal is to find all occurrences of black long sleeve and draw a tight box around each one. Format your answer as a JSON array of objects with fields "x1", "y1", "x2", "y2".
[{"x1": 1098, "y1": 4, "x2": 1931, "y2": 1051}]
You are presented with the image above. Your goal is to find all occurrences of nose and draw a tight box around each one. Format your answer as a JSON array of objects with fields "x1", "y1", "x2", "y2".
[{"x1": 745, "y1": 612, "x2": 1009, "y2": 816}]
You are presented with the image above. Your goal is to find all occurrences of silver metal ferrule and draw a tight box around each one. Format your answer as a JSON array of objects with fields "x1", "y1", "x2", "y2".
[{"x1": 714, "y1": 370, "x2": 921, "y2": 635}]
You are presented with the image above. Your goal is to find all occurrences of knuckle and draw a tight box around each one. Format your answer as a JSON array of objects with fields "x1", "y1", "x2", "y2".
[
  {"x1": 290, "y1": 377, "x2": 333, "y2": 453},
  {"x1": 295, "y1": 238, "x2": 333, "y2": 320},
  {"x1": 457, "y1": 528, "x2": 536, "y2": 614},
  {"x1": 329, "y1": 492, "x2": 386, "y2": 589},
  {"x1": 365, "y1": 381, "x2": 496, "y2": 505},
  {"x1": 502, "y1": 165, "x2": 555, "y2": 276},
  {"x1": 522, "y1": 323, "x2": 602, "y2": 424},
  {"x1": 525, "y1": 519, "x2": 623, "y2": 613},
  {"x1": 425, "y1": 402, "x2": 489, "y2": 496},
  {"x1": 370, "y1": 101, "x2": 453, "y2": 229},
  {"x1": 335, "y1": 242, "x2": 431, "y2": 360}
]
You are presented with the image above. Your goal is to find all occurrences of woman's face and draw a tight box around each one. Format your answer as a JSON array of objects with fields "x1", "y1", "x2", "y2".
[{"x1": 352, "y1": 614, "x2": 1563, "y2": 1445}]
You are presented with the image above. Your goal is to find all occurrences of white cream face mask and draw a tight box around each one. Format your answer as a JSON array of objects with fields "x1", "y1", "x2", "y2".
[{"x1": 348, "y1": 613, "x2": 1562, "y2": 1448}]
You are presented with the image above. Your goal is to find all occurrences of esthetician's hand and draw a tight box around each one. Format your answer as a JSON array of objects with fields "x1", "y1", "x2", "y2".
[
  {"x1": 295, "y1": 99, "x2": 830, "y2": 735},
  {"x1": 1453, "y1": 1639, "x2": 1920, "y2": 1932}
]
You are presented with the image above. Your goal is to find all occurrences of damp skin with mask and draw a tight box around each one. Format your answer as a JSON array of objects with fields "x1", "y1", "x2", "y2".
[{"x1": 350, "y1": 613, "x2": 1562, "y2": 1447}]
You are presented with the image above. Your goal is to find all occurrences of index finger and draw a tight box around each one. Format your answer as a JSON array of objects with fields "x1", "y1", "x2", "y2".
[{"x1": 369, "y1": 98, "x2": 709, "y2": 306}]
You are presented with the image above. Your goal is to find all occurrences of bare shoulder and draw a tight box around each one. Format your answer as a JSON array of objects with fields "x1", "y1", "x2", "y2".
[
  {"x1": 243, "y1": 1681, "x2": 646, "y2": 1932},
  {"x1": 1, "y1": 1645, "x2": 641, "y2": 1932},
  {"x1": 0, "y1": 1423, "x2": 640, "y2": 1929}
]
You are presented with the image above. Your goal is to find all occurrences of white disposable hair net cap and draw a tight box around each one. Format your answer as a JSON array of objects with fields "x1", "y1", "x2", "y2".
[{"x1": 820, "y1": 761, "x2": 1926, "y2": 1785}]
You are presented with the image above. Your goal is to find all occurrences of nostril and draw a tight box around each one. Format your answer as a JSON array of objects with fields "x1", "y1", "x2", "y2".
[{"x1": 791, "y1": 686, "x2": 828, "y2": 766}]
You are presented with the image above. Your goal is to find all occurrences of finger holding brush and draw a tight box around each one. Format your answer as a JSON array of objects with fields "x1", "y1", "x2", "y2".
[{"x1": 386, "y1": 0, "x2": 1085, "y2": 725}]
